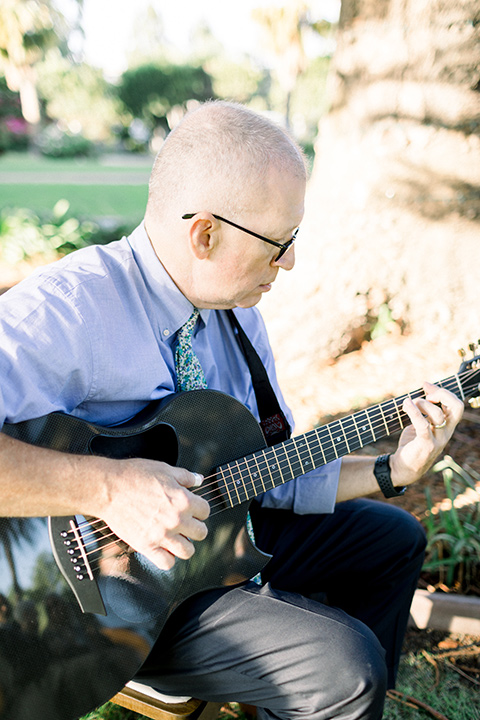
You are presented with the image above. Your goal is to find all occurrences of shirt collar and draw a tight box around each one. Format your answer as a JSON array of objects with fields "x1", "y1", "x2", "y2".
[{"x1": 127, "y1": 222, "x2": 211, "y2": 341}]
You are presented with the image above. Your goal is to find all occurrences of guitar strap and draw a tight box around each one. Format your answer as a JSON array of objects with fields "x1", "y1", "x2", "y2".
[{"x1": 227, "y1": 310, "x2": 291, "y2": 446}]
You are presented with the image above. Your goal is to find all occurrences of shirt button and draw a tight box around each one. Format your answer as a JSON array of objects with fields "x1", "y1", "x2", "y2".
[{"x1": 163, "y1": 329, "x2": 170, "y2": 337}]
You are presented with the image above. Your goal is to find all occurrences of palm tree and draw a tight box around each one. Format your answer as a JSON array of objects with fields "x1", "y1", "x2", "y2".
[{"x1": 252, "y1": 3, "x2": 309, "y2": 129}]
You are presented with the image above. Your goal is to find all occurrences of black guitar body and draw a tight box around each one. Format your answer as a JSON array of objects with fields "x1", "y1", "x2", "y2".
[
  {"x1": 2, "y1": 354, "x2": 478, "y2": 720},
  {"x1": 0, "y1": 390, "x2": 270, "y2": 720}
]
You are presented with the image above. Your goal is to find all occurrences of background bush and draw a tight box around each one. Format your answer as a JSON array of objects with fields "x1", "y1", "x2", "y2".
[
  {"x1": 0, "y1": 77, "x2": 30, "y2": 153},
  {"x1": 0, "y1": 202, "x2": 131, "y2": 265},
  {"x1": 117, "y1": 62, "x2": 214, "y2": 134}
]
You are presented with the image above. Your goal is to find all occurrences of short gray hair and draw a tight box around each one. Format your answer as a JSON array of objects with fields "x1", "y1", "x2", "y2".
[{"x1": 146, "y1": 101, "x2": 306, "y2": 220}]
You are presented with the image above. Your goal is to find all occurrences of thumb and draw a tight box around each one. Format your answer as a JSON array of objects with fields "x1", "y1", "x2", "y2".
[{"x1": 175, "y1": 468, "x2": 204, "y2": 489}]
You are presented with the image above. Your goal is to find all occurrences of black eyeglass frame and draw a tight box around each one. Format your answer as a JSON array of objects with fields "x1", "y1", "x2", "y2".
[{"x1": 182, "y1": 213, "x2": 298, "y2": 262}]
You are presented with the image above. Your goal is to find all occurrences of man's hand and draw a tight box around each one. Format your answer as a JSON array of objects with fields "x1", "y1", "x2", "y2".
[
  {"x1": 99, "y1": 459, "x2": 210, "y2": 571},
  {"x1": 389, "y1": 382, "x2": 464, "y2": 487}
]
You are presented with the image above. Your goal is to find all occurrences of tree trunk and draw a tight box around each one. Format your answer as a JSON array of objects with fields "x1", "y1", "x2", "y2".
[
  {"x1": 263, "y1": 0, "x2": 480, "y2": 412},
  {"x1": 5, "y1": 62, "x2": 41, "y2": 126}
]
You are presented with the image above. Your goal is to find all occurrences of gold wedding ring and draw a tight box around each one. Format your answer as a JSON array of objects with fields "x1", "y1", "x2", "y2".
[{"x1": 433, "y1": 419, "x2": 447, "y2": 429}]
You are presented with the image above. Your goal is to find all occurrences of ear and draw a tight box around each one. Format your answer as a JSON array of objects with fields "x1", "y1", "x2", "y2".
[{"x1": 187, "y1": 213, "x2": 221, "y2": 260}]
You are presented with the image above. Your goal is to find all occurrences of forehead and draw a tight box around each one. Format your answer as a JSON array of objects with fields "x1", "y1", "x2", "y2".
[{"x1": 253, "y1": 166, "x2": 305, "y2": 233}]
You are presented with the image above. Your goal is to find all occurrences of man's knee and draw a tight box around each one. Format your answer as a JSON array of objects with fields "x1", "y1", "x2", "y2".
[{"x1": 287, "y1": 606, "x2": 388, "y2": 720}]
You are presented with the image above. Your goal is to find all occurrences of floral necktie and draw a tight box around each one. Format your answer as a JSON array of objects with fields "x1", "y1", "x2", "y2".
[
  {"x1": 175, "y1": 307, "x2": 260, "y2": 583},
  {"x1": 175, "y1": 308, "x2": 208, "y2": 391}
]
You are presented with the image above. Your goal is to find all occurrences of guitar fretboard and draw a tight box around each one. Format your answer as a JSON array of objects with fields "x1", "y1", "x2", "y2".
[{"x1": 217, "y1": 367, "x2": 477, "y2": 508}]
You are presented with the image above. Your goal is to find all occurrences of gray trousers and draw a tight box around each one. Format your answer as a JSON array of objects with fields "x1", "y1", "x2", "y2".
[{"x1": 137, "y1": 499, "x2": 427, "y2": 720}]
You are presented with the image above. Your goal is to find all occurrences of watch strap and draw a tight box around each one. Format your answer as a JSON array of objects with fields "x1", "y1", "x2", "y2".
[{"x1": 374, "y1": 454, "x2": 406, "y2": 498}]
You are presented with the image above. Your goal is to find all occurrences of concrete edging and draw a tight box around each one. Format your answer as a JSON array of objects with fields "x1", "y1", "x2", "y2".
[{"x1": 409, "y1": 589, "x2": 480, "y2": 635}]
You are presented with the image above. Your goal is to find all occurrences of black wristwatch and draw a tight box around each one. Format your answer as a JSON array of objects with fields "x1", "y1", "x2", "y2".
[{"x1": 374, "y1": 454, "x2": 406, "y2": 498}]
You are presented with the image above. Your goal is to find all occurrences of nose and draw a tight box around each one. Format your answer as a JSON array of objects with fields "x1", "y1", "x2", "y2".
[{"x1": 273, "y1": 244, "x2": 295, "y2": 270}]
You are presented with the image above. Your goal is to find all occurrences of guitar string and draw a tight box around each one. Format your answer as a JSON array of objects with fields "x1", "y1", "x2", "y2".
[
  {"x1": 66, "y1": 370, "x2": 479, "y2": 566},
  {"x1": 77, "y1": 369, "x2": 476, "y2": 534},
  {"x1": 70, "y1": 400, "x2": 428, "y2": 565},
  {"x1": 77, "y1": 371, "x2": 465, "y2": 537},
  {"x1": 72, "y1": 370, "x2": 475, "y2": 557}
]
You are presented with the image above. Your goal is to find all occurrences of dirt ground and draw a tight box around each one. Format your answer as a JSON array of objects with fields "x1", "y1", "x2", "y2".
[{"x1": 259, "y1": 321, "x2": 480, "y2": 595}]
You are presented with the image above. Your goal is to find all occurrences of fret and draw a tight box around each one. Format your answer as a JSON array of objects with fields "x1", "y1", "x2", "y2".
[
  {"x1": 364, "y1": 406, "x2": 378, "y2": 442},
  {"x1": 260, "y1": 447, "x2": 284, "y2": 491},
  {"x1": 392, "y1": 396, "x2": 405, "y2": 431},
  {"x1": 339, "y1": 419, "x2": 351, "y2": 453},
  {"x1": 282, "y1": 438, "x2": 297, "y2": 481},
  {"x1": 230, "y1": 459, "x2": 248, "y2": 504},
  {"x1": 213, "y1": 366, "x2": 477, "y2": 509},
  {"x1": 352, "y1": 409, "x2": 376, "y2": 447},
  {"x1": 252, "y1": 449, "x2": 276, "y2": 493},
  {"x1": 299, "y1": 434, "x2": 316, "y2": 473},
  {"x1": 407, "y1": 388, "x2": 423, "y2": 402},
  {"x1": 309, "y1": 428, "x2": 327, "y2": 466},
  {"x1": 246, "y1": 451, "x2": 271, "y2": 494},
  {"x1": 290, "y1": 436, "x2": 309, "y2": 476},
  {"x1": 328, "y1": 420, "x2": 349, "y2": 458},
  {"x1": 325, "y1": 423, "x2": 339, "y2": 459},
  {"x1": 381, "y1": 399, "x2": 401, "y2": 435},
  {"x1": 339, "y1": 415, "x2": 361, "y2": 453},
  {"x1": 251, "y1": 453, "x2": 267, "y2": 493},
  {"x1": 316, "y1": 425, "x2": 337, "y2": 464},
  {"x1": 377, "y1": 403, "x2": 390, "y2": 435},
  {"x1": 217, "y1": 465, "x2": 234, "y2": 508},
  {"x1": 454, "y1": 373, "x2": 465, "y2": 401},
  {"x1": 350, "y1": 414, "x2": 364, "y2": 449},
  {"x1": 242, "y1": 457, "x2": 259, "y2": 499},
  {"x1": 266, "y1": 446, "x2": 286, "y2": 487},
  {"x1": 274, "y1": 443, "x2": 295, "y2": 483}
]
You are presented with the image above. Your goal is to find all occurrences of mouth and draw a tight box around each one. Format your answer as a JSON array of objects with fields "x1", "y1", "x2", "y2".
[{"x1": 259, "y1": 283, "x2": 272, "y2": 292}]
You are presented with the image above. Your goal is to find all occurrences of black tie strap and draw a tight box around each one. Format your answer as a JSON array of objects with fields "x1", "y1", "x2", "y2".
[{"x1": 227, "y1": 310, "x2": 291, "y2": 446}]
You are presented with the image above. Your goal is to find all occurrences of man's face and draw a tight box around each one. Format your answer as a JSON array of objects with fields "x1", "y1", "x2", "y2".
[{"x1": 198, "y1": 167, "x2": 305, "y2": 310}]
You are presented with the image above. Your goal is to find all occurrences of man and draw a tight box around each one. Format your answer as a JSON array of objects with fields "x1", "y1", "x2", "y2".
[{"x1": 0, "y1": 101, "x2": 463, "y2": 720}]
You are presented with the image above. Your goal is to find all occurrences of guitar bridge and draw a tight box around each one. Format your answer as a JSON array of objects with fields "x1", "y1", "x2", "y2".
[{"x1": 49, "y1": 516, "x2": 107, "y2": 615}]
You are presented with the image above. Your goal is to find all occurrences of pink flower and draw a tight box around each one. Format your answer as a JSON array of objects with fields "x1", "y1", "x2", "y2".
[{"x1": 4, "y1": 116, "x2": 28, "y2": 135}]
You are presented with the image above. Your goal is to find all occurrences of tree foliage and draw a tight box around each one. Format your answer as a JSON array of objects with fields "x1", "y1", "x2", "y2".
[
  {"x1": 37, "y1": 51, "x2": 120, "y2": 141},
  {"x1": 0, "y1": 0, "x2": 72, "y2": 125},
  {"x1": 117, "y1": 62, "x2": 214, "y2": 130}
]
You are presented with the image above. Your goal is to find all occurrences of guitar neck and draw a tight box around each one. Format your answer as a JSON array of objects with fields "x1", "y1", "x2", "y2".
[{"x1": 218, "y1": 366, "x2": 478, "y2": 507}]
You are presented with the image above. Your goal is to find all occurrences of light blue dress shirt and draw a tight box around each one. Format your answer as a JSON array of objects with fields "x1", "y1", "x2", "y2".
[{"x1": 0, "y1": 223, "x2": 340, "y2": 514}]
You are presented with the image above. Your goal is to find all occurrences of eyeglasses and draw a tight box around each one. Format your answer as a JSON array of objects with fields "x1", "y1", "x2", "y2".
[{"x1": 182, "y1": 213, "x2": 298, "y2": 262}]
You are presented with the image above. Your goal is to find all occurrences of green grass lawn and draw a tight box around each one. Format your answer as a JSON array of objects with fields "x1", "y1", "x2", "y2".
[
  {"x1": 0, "y1": 183, "x2": 147, "y2": 221},
  {"x1": 0, "y1": 151, "x2": 154, "y2": 174},
  {"x1": 0, "y1": 151, "x2": 151, "y2": 222}
]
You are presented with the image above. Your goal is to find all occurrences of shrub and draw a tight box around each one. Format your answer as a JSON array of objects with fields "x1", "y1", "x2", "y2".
[
  {"x1": 117, "y1": 62, "x2": 214, "y2": 132},
  {"x1": 0, "y1": 201, "x2": 131, "y2": 265},
  {"x1": 422, "y1": 456, "x2": 480, "y2": 593},
  {"x1": 34, "y1": 124, "x2": 95, "y2": 158},
  {"x1": 0, "y1": 77, "x2": 30, "y2": 153}
]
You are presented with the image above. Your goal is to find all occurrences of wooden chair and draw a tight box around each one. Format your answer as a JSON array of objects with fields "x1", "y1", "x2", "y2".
[{"x1": 111, "y1": 681, "x2": 222, "y2": 720}]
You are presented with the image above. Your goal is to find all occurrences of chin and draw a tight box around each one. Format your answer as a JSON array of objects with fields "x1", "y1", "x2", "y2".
[{"x1": 235, "y1": 296, "x2": 261, "y2": 309}]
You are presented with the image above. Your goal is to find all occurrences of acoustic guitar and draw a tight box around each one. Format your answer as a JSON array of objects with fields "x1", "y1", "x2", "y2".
[{"x1": 0, "y1": 352, "x2": 478, "y2": 720}]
